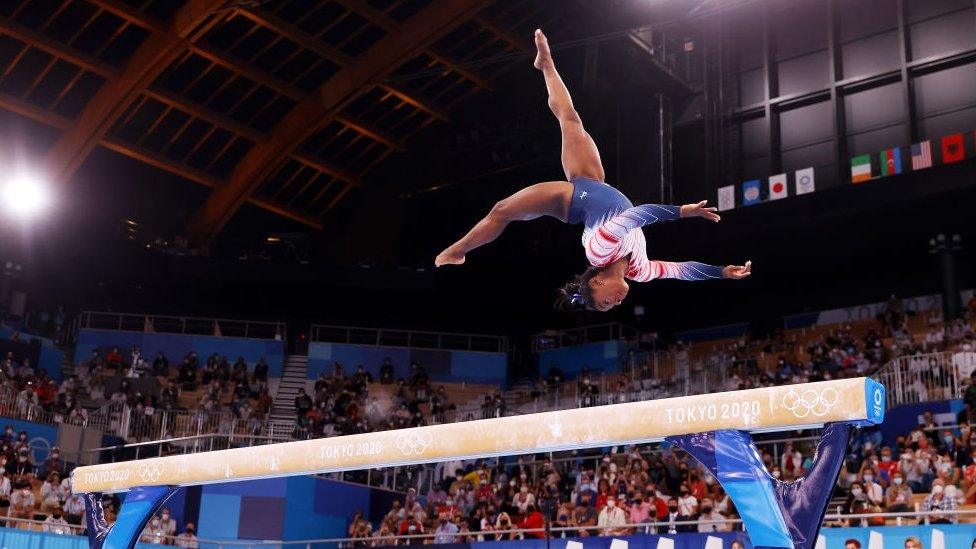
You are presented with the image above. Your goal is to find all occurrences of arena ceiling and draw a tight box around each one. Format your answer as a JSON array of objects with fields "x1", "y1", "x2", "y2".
[{"x1": 0, "y1": 0, "x2": 606, "y2": 245}]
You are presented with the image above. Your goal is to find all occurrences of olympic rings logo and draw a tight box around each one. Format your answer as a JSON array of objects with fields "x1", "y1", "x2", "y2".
[
  {"x1": 138, "y1": 463, "x2": 163, "y2": 483},
  {"x1": 781, "y1": 388, "x2": 839, "y2": 418},
  {"x1": 395, "y1": 432, "x2": 433, "y2": 456}
]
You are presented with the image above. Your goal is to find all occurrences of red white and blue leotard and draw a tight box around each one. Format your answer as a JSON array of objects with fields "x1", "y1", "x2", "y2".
[{"x1": 567, "y1": 177, "x2": 724, "y2": 282}]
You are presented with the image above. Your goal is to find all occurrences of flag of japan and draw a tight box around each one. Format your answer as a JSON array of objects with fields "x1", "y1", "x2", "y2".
[{"x1": 768, "y1": 173, "x2": 787, "y2": 200}]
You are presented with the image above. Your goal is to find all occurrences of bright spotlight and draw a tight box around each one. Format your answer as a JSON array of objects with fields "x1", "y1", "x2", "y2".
[{"x1": 1, "y1": 173, "x2": 50, "y2": 218}]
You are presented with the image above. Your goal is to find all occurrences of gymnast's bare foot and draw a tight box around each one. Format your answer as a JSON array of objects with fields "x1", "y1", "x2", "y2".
[
  {"x1": 435, "y1": 247, "x2": 466, "y2": 267},
  {"x1": 533, "y1": 29, "x2": 552, "y2": 70}
]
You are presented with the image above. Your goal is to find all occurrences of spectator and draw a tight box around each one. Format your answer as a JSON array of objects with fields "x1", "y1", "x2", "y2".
[
  {"x1": 597, "y1": 495, "x2": 627, "y2": 536},
  {"x1": 573, "y1": 493, "x2": 597, "y2": 536},
  {"x1": 153, "y1": 352, "x2": 170, "y2": 376},
  {"x1": 628, "y1": 491, "x2": 652, "y2": 530},
  {"x1": 861, "y1": 468, "x2": 884, "y2": 508},
  {"x1": 175, "y1": 523, "x2": 199, "y2": 548},
  {"x1": 379, "y1": 358, "x2": 395, "y2": 384},
  {"x1": 433, "y1": 513, "x2": 459, "y2": 543},
  {"x1": 886, "y1": 472, "x2": 913, "y2": 512},
  {"x1": 397, "y1": 514, "x2": 424, "y2": 544},
  {"x1": 158, "y1": 507, "x2": 178, "y2": 538},
  {"x1": 295, "y1": 388, "x2": 312, "y2": 416},
  {"x1": 676, "y1": 482, "x2": 698, "y2": 517},
  {"x1": 372, "y1": 522, "x2": 396, "y2": 546},
  {"x1": 922, "y1": 480, "x2": 956, "y2": 524},
  {"x1": 904, "y1": 536, "x2": 923, "y2": 549},
  {"x1": 40, "y1": 472, "x2": 66, "y2": 512},
  {"x1": 8, "y1": 479, "x2": 34, "y2": 523},
  {"x1": 844, "y1": 540, "x2": 862, "y2": 549},
  {"x1": 42, "y1": 447, "x2": 64, "y2": 478},
  {"x1": 843, "y1": 481, "x2": 871, "y2": 527},
  {"x1": 64, "y1": 489, "x2": 85, "y2": 525},
  {"x1": 697, "y1": 497, "x2": 727, "y2": 532},
  {"x1": 660, "y1": 497, "x2": 693, "y2": 534},
  {"x1": 493, "y1": 511, "x2": 516, "y2": 541},
  {"x1": 42, "y1": 505, "x2": 71, "y2": 534},
  {"x1": 518, "y1": 504, "x2": 545, "y2": 539}
]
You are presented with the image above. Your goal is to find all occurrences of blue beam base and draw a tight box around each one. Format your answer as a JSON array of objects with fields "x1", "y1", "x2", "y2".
[
  {"x1": 667, "y1": 422, "x2": 854, "y2": 549},
  {"x1": 84, "y1": 485, "x2": 179, "y2": 549}
]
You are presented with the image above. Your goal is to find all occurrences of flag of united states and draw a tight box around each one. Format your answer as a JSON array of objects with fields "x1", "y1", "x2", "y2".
[{"x1": 911, "y1": 140, "x2": 932, "y2": 170}]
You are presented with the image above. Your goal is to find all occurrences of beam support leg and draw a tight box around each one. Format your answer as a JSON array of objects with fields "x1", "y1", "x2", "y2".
[
  {"x1": 667, "y1": 422, "x2": 855, "y2": 549},
  {"x1": 84, "y1": 485, "x2": 180, "y2": 549}
]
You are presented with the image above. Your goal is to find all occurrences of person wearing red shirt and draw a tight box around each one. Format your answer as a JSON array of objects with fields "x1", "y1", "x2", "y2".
[
  {"x1": 398, "y1": 517, "x2": 424, "y2": 544},
  {"x1": 518, "y1": 504, "x2": 546, "y2": 539},
  {"x1": 689, "y1": 471, "x2": 708, "y2": 501},
  {"x1": 105, "y1": 348, "x2": 124, "y2": 369},
  {"x1": 876, "y1": 446, "x2": 898, "y2": 484}
]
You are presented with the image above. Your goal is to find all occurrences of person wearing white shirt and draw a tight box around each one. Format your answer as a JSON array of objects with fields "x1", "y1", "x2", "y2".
[
  {"x1": 174, "y1": 523, "x2": 199, "y2": 548},
  {"x1": 861, "y1": 470, "x2": 884, "y2": 508},
  {"x1": 43, "y1": 507, "x2": 72, "y2": 535},
  {"x1": 158, "y1": 507, "x2": 178, "y2": 538},
  {"x1": 511, "y1": 486, "x2": 535, "y2": 514},
  {"x1": 597, "y1": 496, "x2": 628, "y2": 536},
  {"x1": 677, "y1": 484, "x2": 698, "y2": 517}
]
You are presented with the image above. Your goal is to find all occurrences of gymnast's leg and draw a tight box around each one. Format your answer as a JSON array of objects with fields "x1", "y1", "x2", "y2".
[
  {"x1": 434, "y1": 181, "x2": 572, "y2": 266},
  {"x1": 534, "y1": 29, "x2": 605, "y2": 183}
]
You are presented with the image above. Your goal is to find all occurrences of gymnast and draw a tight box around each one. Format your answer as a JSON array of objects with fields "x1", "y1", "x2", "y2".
[{"x1": 435, "y1": 30, "x2": 751, "y2": 311}]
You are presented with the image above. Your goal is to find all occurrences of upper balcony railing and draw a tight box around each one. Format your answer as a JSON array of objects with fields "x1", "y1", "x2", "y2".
[
  {"x1": 310, "y1": 324, "x2": 507, "y2": 353},
  {"x1": 77, "y1": 311, "x2": 285, "y2": 341},
  {"x1": 532, "y1": 323, "x2": 641, "y2": 352}
]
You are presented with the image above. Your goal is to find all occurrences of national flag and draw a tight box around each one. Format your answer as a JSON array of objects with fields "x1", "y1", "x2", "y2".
[
  {"x1": 879, "y1": 147, "x2": 902, "y2": 176},
  {"x1": 717, "y1": 185, "x2": 735, "y2": 211},
  {"x1": 742, "y1": 179, "x2": 761, "y2": 206},
  {"x1": 795, "y1": 167, "x2": 815, "y2": 195},
  {"x1": 768, "y1": 173, "x2": 787, "y2": 200},
  {"x1": 942, "y1": 133, "x2": 964, "y2": 164},
  {"x1": 911, "y1": 140, "x2": 932, "y2": 170},
  {"x1": 851, "y1": 154, "x2": 875, "y2": 183}
]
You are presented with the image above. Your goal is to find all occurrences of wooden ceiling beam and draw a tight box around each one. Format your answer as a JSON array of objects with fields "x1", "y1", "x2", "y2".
[
  {"x1": 84, "y1": 0, "x2": 163, "y2": 33},
  {"x1": 142, "y1": 87, "x2": 265, "y2": 143},
  {"x1": 187, "y1": 0, "x2": 493, "y2": 245},
  {"x1": 0, "y1": 15, "x2": 118, "y2": 78},
  {"x1": 42, "y1": 0, "x2": 228, "y2": 187},
  {"x1": 380, "y1": 84, "x2": 450, "y2": 122}
]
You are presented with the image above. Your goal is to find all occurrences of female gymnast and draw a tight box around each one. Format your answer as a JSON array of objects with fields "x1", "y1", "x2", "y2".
[{"x1": 435, "y1": 30, "x2": 751, "y2": 312}]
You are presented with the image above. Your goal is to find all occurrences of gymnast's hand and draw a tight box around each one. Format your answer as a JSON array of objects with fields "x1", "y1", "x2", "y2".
[
  {"x1": 435, "y1": 246, "x2": 466, "y2": 267},
  {"x1": 680, "y1": 200, "x2": 721, "y2": 222},
  {"x1": 723, "y1": 260, "x2": 752, "y2": 279}
]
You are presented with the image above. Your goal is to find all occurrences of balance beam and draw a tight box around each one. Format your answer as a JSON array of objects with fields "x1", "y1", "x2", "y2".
[{"x1": 76, "y1": 378, "x2": 885, "y2": 549}]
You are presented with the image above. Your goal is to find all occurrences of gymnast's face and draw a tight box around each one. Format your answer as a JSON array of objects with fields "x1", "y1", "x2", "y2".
[{"x1": 589, "y1": 273, "x2": 629, "y2": 311}]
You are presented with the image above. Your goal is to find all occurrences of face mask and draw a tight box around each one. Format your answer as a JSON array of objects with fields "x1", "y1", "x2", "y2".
[
  {"x1": 668, "y1": 506, "x2": 678, "y2": 513},
  {"x1": 53, "y1": 513, "x2": 62, "y2": 519},
  {"x1": 851, "y1": 488, "x2": 862, "y2": 496},
  {"x1": 864, "y1": 475, "x2": 874, "y2": 482},
  {"x1": 945, "y1": 435, "x2": 953, "y2": 443},
  {"x1": 881, "y1": 455, "x2": 891, "y2": 462},
  {"x1": 51, "y1": 453, "x2": 59, "y2": 459},
  {"x1": 893, "y1": 477, "x2": 904, "y2": 485},
  {"x1": 902, "y1": 453, "x2": 912, "y2": 461},
  {"x1": 186, "y1": 529, "x2": 195, "y2": 535},
  {"x1": 931, "y1": 485, "x2": 943, "y2": 494},
  {"x1": 634, "y1": 498, "x2": 642, "y2": 504},
  {"x1": 520, "y1": 487, "x2": 528, "y2": 494},
  {"x1": 580, "y1": 501, "x2": 589, "y2": 507},
  {"x1": 606, "y1": 500, "x2": 615, "y2": 508},
  {"x1": 162, "y1": 514, "x2": 169, "y2": 520},
  {"x1": 702, "y1": 506, "x2": 712, "y2": 513},
  {"x1": 941, "y1": 463, "x2": 951, "y2": 472},
  {"x1": 446, "y1": 499, "x2": 454, "y2": 505},
  {"x1": 152, "y1": 520, "x2": 160, "y2": 527}
]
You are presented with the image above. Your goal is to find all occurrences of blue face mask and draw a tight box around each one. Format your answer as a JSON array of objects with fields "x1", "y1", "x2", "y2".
[{"x1": 945, "y1": 435, "x2": 953, "y2": 443}]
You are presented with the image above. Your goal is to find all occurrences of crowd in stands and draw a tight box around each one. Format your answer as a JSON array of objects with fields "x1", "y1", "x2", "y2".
[{"x1": 293, "y1": 360, "x2": 461, "y2": 440}]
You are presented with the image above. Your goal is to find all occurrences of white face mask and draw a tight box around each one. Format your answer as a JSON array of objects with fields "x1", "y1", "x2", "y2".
[
  {"x1": 863, "y1": 475, "x2": 874, "y2": 483},
  {"x1": 893, "y1": 478, "x2": 904, "y2": 485},
  {"x1": 851, "y1": 488, "x2": 862, "y2": 496},
  {"x1": 931, "y1": 485, "x2": 943, "y2": 495}
]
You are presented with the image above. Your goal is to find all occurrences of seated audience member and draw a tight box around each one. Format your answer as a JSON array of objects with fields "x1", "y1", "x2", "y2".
[
  {"x1": 372, "y1": 522, "x2": 396, "y2": 546},
  {"x1": 434, "y1": 513, "x2": 459, "y2": 544},
  {"x1": 573, "y1": 493, "x2": 597, "y2": 536},
  {"x1": 398, "y1": 514, "x2": 424, "y2": 544},
  {"x1": 175, "y1": 523, "x2": 199, "y2": 548},
  {"x1": 903, "y1": 536, "x2": 923, "y2": 549},
  {"x1": 660, "y1": 497, "x2": 693, "y2": 534},
  {"x1": 8, "y1": 479, "x2": 35, "y2": 524},
  {"x1": 42, "y1": 505, "x2": 71, "y2": 534},
  {"x1": 697, "y1": 497, "x2": 728, "y2": 532},
  {"x1": 844, "y1": 540, "x2": 862, "y2": 549},
  {"x1": 519, "y1": 504, "x2": 546, "y2": 539},
  {"x1": 158, "y1": 507, "x2": 178, "y2": 538},
  {"x1": 628, "y1": 491, "x2": 653, "y2": 530},
  {"x1": 64, "y1": 489, "x2": 85, "y2": 525},
  {"x1": 922, "y1": 480, "x2": 957, "y2": 524},
  {"x1": 42, "y1": 447, "x2": 64, "y2": 478},
  {"x1": 861, "y1": 468, "x2": 885, "y2": 509},
  {"x1": 885, "y1": 472, "x2": 913, "y2": 512},
  {"x1": 40, "y1": 472, "x2": 67, "y2": 512},
  {"x1": 493, "y1": 511, "x2": 516, "y2": 541}
]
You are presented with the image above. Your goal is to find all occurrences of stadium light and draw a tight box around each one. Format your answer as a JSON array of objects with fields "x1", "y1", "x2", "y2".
[{"x1": 1, "y1": 172, "x2": 50, "y2": 219}]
